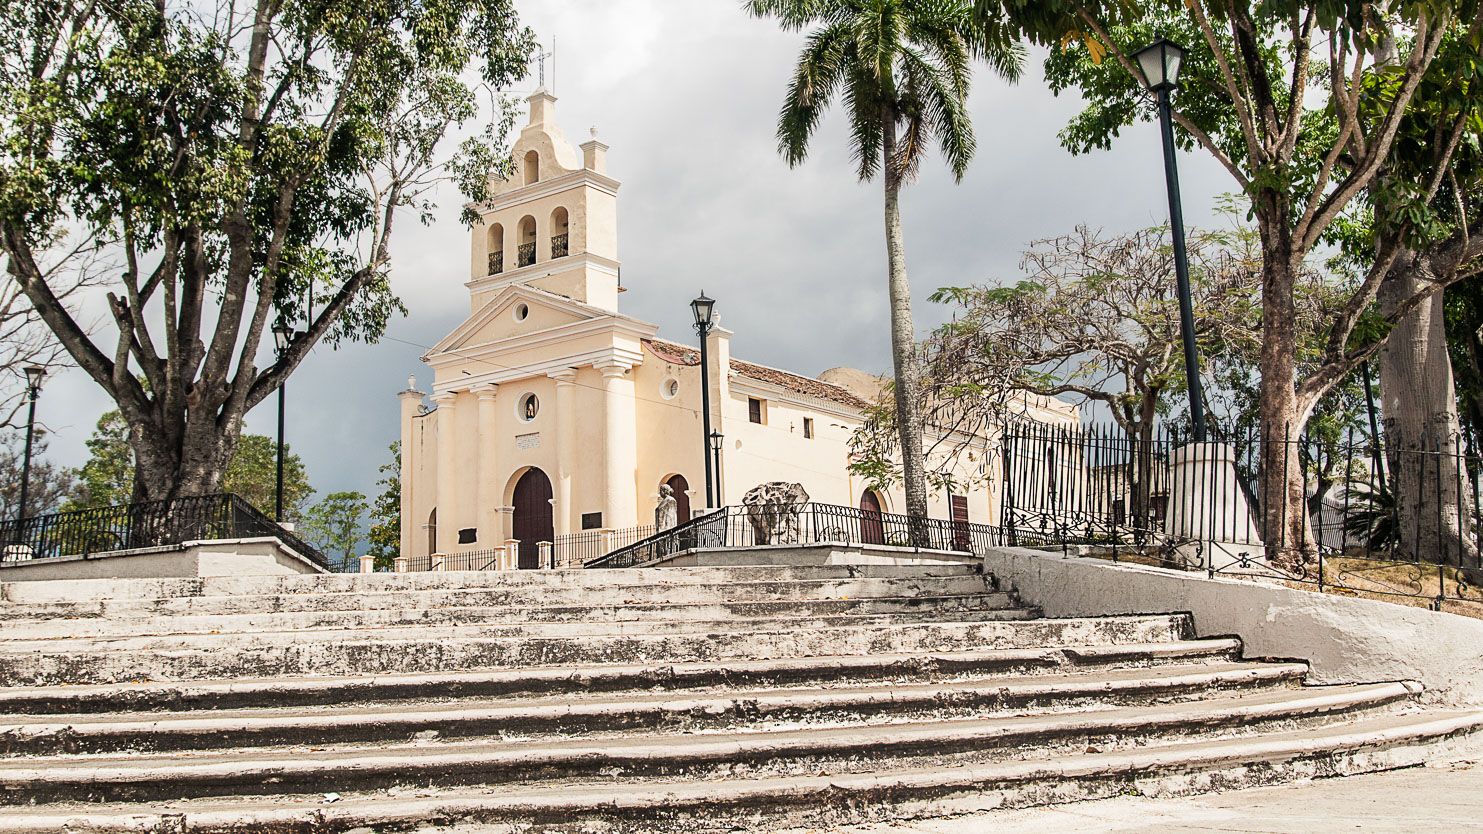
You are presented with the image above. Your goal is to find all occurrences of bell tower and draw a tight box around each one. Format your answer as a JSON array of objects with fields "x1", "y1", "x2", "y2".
[{"x1": 467, "y1": 88, "x2": 620, "y2": 312}]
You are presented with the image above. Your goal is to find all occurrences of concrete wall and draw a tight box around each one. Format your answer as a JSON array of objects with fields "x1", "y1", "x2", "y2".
[
  {"x1": 0, "y1": 538, "x2": 326, "y2": 582},
  {"x1": 982, "y1": 546, "x2": 1483, "y2": 706}
]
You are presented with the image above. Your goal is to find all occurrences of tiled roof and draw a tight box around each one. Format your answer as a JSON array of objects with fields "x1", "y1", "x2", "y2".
[{"x1": 642, "y1": 339, "x2": 871, "y2": 411}]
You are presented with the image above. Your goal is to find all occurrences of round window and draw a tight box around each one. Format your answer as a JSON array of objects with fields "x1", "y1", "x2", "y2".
[
  {"x1": 519, "y1": 393, "x2": 539, "y2": 422},
  {"x1": 661, "y1": 378, "x2": 680, "y2": 400},
  {"x1": 514, "y1": 303, "x2": 529, "y2": 321}
]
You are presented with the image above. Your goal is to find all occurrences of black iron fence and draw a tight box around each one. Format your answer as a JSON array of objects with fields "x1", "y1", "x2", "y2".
[
  {"x1": 585, "y1": 503, "x2": 1020, "y2": 569},
  {"x1": 551, "y1": 233, "x2": 568, "y2": 258},
  {"x1": 999, "y1": 421, "x2": 1483, "y2": 608},
  {"x1": 0, "y1": 493, "x2": 331, "y2": 569},
  {"x1": 487, "y1": 250, "x2": 503, "y2": 275},
  {"x1": 517, "y1": 242, "x2": 535, "y2": 268}
]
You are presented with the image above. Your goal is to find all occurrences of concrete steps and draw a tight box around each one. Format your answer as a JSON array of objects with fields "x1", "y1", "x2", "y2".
[{"x1": 0, "y1": 560, "x2": 1478, "y2": 831}]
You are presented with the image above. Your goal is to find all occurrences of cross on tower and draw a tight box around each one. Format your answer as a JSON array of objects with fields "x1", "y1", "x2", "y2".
[{"x1": 533, "y1": 41, "x2": 554, "y2": 89}]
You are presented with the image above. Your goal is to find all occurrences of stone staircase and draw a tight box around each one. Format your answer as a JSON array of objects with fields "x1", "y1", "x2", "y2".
[{"x1": 0, "y1": 561, "x2": 1479, "y2": 832}]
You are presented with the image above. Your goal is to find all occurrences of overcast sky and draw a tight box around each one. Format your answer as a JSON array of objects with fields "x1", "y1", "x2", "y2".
[{"x1": 31, "y1": 0, "x2": 1233, "y2": 507}]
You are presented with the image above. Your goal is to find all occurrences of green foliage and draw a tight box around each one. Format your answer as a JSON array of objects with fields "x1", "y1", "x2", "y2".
[
  {"x1": 0, "y1": 432, "x2": 80, "y2": 518},
  {"x1": 301, "y1": 491, "x2": 369, "y2": 572},
  {"x1": 69, "y1": 411, "x2": 134, "y2": 509},
  {"x1": 365, "y1": 442, "x2": 401, "y2": 570},
  {"x1": 223, "y1": 435, "x2": 313, "y2": 520}
]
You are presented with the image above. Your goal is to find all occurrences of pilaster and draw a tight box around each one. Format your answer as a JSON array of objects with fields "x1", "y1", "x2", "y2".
[
  {"x1": 549, "y1": 369, "x2": 578, "y2": 536},
  {"x1": 430, "y1": 391, "x2": 459, "y2": 553},
  {"x1": 472, "y1": 384, "x2": 500, "y2": 547},
  {"x1": 597, "y1": 361, "x2": 637, "y2": 529}
]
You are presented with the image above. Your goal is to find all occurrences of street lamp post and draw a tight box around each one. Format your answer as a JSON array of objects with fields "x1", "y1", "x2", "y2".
[
  {"x1": 708, "y1": 430, "x2": 724, "y2": 506},
  {"x1": 16, "y1": 365, "x2": 46, "y2": 525},
  {"x1": 272, "y1": 323, "x2": 294, "y2": 522},
  {"x1": 1134, "y1": 37, "x2": 1207, "y2": 442},
  {"x1": 691, "y1": 293, "x2": 717, "y2": 508}
]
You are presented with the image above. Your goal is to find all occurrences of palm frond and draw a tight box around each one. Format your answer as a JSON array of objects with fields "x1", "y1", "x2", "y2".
[
  {"x1": 898, "y1": 43, "x2": 975, "y2": 181},
  {"x1": 777, "y1": 22, "x2": 852, "y2": 167}
]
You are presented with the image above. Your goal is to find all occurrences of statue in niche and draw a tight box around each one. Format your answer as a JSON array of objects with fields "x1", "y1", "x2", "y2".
[{"x1": 655, "y1": 483, "x2": 679, "y2": 531}]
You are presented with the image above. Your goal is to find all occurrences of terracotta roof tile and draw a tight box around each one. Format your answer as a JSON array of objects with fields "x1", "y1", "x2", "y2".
[{"x1": 643, "y1": 339, "x2": 870, "y2": 410}]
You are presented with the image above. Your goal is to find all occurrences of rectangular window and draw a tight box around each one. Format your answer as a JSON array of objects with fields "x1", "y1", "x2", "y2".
[
  {"x1": 803, "y1": 417, "x2": 814, "y2": 439},
  {"x1": 748, "y1": 397, "x2": 763, "y2": 424}
]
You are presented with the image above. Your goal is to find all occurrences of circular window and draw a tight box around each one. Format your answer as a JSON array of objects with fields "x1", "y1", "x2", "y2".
[
  {"x1": 514, "y1": 303, "x2": 529, "y2": 321},
  {"x1": 518, "y1": 392, "x2": 539, "y2": 422},
  {"x1": 661, "y1": 378, "x2": 680, "y2": 400}
]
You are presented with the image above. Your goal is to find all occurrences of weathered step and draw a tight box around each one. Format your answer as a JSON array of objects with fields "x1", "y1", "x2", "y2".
[
  {"x1": 0, "y1": 638, "x2": 1246, "y2": 714},
  {"x1": 0, "y1": 661, "x2": 1307, "y2": 755},
  {"x1": 8, "y1": 707, "x2": 1469, "y2": 833},
  {"x1": 0, "y1": 564, "x2": 981, "y2": 604},
  {"x1": 0, "y1": 614, "x2": 1195, "y2": 686},
  {"x1": 0, "y1": 683, "x2": 1415, "y2": 804},
  {"x1": 0, "y1": 592, "x2": 1027, "y2": 641},
  {"x1": 0, "y1": 574, "x2": 998, "y2": 620}
]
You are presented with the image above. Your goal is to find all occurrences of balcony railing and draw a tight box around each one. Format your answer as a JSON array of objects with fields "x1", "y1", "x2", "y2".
[
  {"x1": 551, "y1": 233, "x2": 569, "y2": 258},
  {"x1": 487, "y1": 250, "x2": 503, "y2": 276},
  {"x1": 517, "y1": 242, "x2": 535, "y2": 268}
]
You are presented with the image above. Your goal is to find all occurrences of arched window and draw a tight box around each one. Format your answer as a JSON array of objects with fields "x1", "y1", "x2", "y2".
[
  {"x1": 426, "y1": 508, "x2": 438, "y2": 555},
  {"x1": 517, "y1": 216, "x2": 537, "y2": 267},
  {"x1": 550, "y1": 207, "x2": 569, "y2": 258},
  {"x1": 523, "y1": 150, "x2": 540, "y2": 186},
  {"x1": 486, "y1": 223, "x2": 504, "y2": 275}
]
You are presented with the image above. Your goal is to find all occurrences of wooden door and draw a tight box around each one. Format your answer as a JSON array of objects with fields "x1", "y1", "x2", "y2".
[
  {"x1": 859, "y1": 490, "x2": 885, "y2": 545},
  {"x1": 511, "y1": 468, "x2": 554, "y2": 569},
  {"x1": 950, "y1": 494, "x2": 971, "y2": 552},
  {"x1": 666, "y1": 474, "x2": 692, "y2": 524}
]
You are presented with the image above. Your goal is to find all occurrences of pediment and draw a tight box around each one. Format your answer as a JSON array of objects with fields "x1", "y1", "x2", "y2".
[{"x1": 424, "y1": 285, "x2": 641, "y2": 358}]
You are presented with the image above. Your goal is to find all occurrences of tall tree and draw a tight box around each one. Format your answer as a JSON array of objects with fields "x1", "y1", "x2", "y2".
[
  {"x1": 1005, "y1": 0, "x2": 1477, "y2": 567},
  {"x1": 365, "y1": 442, "x2": 400, "y2": 570},
  {"x1": 70, "y1": 411, "x2": 134, "y2": 509},
  {"x1": 221, "y1": 435, "x2": 312, "y2": 520},
  {"x1": 301, "y1": 490, "x2": 367, "y2": 572},
  {"x1": 0, "y1": 0, "x2": 534, "y2": 502},
  {"x1": 748, "y1": 0, "x2": 1025, "y2": 524}
]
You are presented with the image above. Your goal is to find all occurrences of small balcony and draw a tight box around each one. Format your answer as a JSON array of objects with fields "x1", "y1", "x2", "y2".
[
  {"x1": 517, "y1": 242, "x2": 536, "y2": 268},
  {"x1": 487, "y1": 250, "x2": 503, "y2": 276},
  {"x1": 551, "y1": 233, "x2": 569, "y2": 259}
]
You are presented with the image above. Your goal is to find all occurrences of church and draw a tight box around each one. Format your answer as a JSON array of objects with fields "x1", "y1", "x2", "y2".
[{"x1": 397, "y1": 89, "x2": 1078, "y2": 567}]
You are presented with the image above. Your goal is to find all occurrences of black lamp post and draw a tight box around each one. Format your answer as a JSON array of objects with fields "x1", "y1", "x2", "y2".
[
  {"x1": 691, "y1": 292, "x2": 717, "y2": 508},
  {"x1": 16, "y1": 364, "x2": 46, "y2": 524},
  {"x1": 708, "y1": 430, "x2": 724, "y2": 506},
  {"x1": 272, "y1": 323, "x2": 294, "y2": 521},
  {"x1": 1134, "y1": 36, "x2": 1207, "y2": 442}
]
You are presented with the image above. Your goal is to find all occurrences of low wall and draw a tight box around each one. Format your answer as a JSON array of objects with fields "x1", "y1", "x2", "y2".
[
  {"x1": 654, "y1": 543, "x2": 979, "y2": 568},
  {"x1": 0, "y1": 537, "x2": 326, "y2": 582},
  {"x1": 983, "y1": 546, "x2": 1483, "y2": 706}
]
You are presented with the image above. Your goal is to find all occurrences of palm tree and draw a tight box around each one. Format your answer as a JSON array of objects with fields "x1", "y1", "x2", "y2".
[{"x1": 748, "y1": 0, "x2": 1023, "y2": 525}]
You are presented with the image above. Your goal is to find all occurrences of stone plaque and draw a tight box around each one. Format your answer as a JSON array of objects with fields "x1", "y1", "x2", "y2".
[{"x1": 516, "y1": 432, "x2": 540, "y2": 450}]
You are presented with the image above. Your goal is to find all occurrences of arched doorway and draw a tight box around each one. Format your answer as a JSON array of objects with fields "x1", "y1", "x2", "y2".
[
  {"x1": 511, "y1": 468, "x2": 554, "y2": 569},
  {"x1": 859, "y1": 490, "x2": 885, "y2": 545},
  {"x1": 426, "y1": 508, "x2": 437, "y2": 554},
  {"x1": 665, "y1": 474, "x2": 691, "y2": 524}
]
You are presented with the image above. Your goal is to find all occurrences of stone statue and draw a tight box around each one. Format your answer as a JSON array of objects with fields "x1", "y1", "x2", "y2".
[
  {"x1": 742, "y1": 482, "x2": 810, "y2": 545},
  {"x1": 655, "y1": 484, "x2": 679, "y2": 531}
]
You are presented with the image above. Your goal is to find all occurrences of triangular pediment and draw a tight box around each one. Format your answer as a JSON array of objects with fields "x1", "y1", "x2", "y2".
[{"x1": 424, "y1": 284, "x2": 649, "y2": 358}]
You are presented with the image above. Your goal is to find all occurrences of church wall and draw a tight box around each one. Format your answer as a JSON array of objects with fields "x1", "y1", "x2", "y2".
[
  {"x1": 632, "y1": 356, "x2": 708, "y2": 515},
  {"x1": 405, "y1": 408, "x2": 439, "y2": 559},
  {"x1": 717, "y1": 385, "x2": 860, "y2": 508}
]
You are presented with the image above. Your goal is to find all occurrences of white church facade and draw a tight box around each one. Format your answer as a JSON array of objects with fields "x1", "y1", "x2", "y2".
[{"x1": 397, "y1": 89, "x2": 1078, "y2": 567}]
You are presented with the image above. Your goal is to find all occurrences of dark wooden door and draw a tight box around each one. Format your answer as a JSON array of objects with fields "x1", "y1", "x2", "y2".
[
  {"x1": 859, "y1": 490, "x2": 885, "y2": 545},
  {"x1": 666, "y1": 474, "x2": 691, "y2": 524},
  {"x1": 950, "y1": 494, "x2": 971, "y2": 552},
  {"x1": 511, "y1": 468, "x2": 553, "y2": 569}
]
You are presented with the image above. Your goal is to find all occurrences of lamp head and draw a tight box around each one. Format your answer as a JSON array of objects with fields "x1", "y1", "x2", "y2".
[
  {"x1": 272, "y1": 322, "x2": 293, "y2": 352},
  {"x1": 690, "y1": 292, "x2": 716, "y2": 329},
  {"x1": 22, "y1": 365, "x2": 45, "y2": 392},
  {"x1": 708, "y1": 430, "x2": 724, "y2": 452},
  {"x1": 1133, "y1": 37, "x2": 1185, "y2": 93}
]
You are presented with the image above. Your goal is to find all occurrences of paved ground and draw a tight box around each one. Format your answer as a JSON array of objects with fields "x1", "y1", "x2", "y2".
[{"x1": 782, "y1": 760, "x2": 1483, "y2": 833}]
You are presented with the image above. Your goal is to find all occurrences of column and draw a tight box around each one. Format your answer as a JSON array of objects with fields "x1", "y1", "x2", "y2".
[
  {"x1": 597, "y1": 362, "x2": 637, "y2": 529},
  {"x1": 472, "y1": 384, "x2": 499, "y2": 546},
  {"x1": 549, "y1": 370, "x2": 578, "y2": 536},
  {"x1": 397, "y1": 379, "x2": 424, "y2": 558},
  {"x1": 430, "y1": 391, "x2": 458, "y2": 553}
]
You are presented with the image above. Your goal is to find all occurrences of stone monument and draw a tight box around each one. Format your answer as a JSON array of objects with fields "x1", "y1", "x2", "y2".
[
  {"x1": 742, "y1": 482, "x2": 810, "y2": 545},
  {"x1": 654, "y1": 484, "x2": 678, "y2": 531}
]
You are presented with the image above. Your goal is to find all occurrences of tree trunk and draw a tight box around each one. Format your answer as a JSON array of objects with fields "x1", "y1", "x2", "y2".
[
  {"x1": 881, "y1": 108, "x2": 930, "y2": 533},
  {"x1": 1377, "y1": 249, "x2": 1479, "y2": 577},
  {"x1": 1256, "y1": 229, "x2": 1312, "y2": 572}
]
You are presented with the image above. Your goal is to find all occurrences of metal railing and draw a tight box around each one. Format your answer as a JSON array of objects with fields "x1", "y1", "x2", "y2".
[
  {"x1": 551, "y1": 233, "x2": 568, "y2": 258},
  {"x1": 517, "y1": 242, "x2": 535, "y2": 267},
  {"x1": 1000, "y1": 421, "x2": 1483, "y2": 608},
  {"x1": 585, "y1": 503, "x2": 1017, "y2": 570},
  {"x1": 552, "y1": 525, "x2": 655, "y2": 568},
  {"x1": 487, "y1": 250, "x2": 503, "y2": 275},
  {"x1": 0, "y1": 493, "x2": 331, "y2": 569}
]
